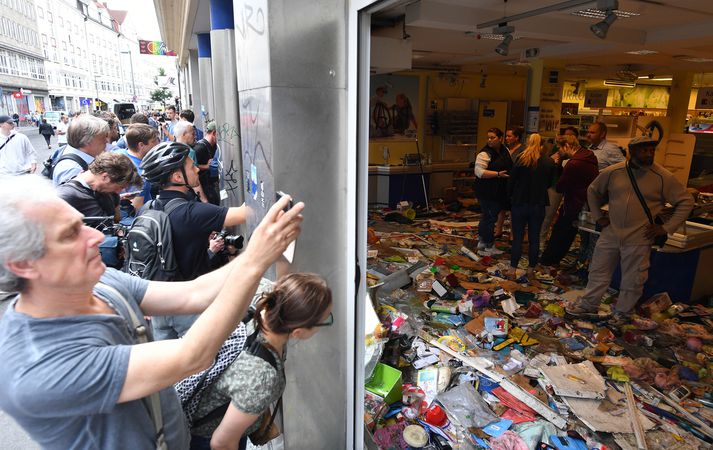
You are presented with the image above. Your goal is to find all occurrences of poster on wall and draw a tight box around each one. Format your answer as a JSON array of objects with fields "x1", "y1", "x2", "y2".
[
  {"x1": 695, "y1": 87, "x2": 713, "y2": 109},
  {"x1": 370, "y1": 74, "x2": 419, "y2": 139},
  {"x1": 584, "y1": 89, "x2": 608, "y2": 109},
  {"x1": 610, "y1": 85, "x2": 669, "y2": 108}
]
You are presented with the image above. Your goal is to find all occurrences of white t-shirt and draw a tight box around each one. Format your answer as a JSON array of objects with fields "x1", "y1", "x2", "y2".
[{"x1": 56, "y1": 121, "x2": 68, "y2": 144}]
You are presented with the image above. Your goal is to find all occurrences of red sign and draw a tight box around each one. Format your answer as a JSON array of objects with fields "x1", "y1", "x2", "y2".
[{"x1": 12, "y1": 91, "x2": 22, "y2": 99}]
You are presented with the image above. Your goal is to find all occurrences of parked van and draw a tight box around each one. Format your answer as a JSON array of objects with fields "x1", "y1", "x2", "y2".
[
  {"x1": 112, "y1": 103, "x2": 136, "y2": 125},
  {"x1": 43, "y1": 111, "x2": 66, "y2": 129}
]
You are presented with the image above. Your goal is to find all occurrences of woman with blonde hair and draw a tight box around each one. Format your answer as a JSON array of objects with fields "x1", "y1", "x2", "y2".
[{"x1": 506, "y1": 133, "x2": 556, "y2": 279}]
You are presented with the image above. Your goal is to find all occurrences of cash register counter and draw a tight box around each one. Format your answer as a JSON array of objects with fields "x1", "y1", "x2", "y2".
[
  {"x1": 579, "y1": 219, "x2": 713, "y2": 303},
  {"x1": 368, "y1": 162, "x2": 472, "y2": 208}
]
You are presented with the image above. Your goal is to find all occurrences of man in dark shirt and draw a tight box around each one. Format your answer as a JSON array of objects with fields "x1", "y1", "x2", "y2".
[
  {"x1": 192, "y1": 120, "x2": 220, "y2": 205},
  {"x1": 140, "y1": 141, "x2": 248, "y2": 339}
]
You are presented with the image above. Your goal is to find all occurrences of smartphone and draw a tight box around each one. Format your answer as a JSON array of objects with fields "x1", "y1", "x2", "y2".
[{"x1": 276, "y1": 191, "x2": 294, "y2": 213}]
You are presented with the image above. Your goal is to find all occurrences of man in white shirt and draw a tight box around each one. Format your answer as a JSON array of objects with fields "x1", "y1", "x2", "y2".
[
  {"x1": 56, "y1": 115, "x2": 69, "y2": 146},
  {"x1": 586, "y1": 122, "x2": 625, "y2": 170},
  {"x1": 0, "y1": 115, "x2": 37, "y2": 175}
]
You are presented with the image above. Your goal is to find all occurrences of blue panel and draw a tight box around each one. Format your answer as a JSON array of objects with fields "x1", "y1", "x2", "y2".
[
  {"x1": 197, "y1": 33, "x2": 211, "y2": 57},
  {"x1": 210, "y1": 0, "x2": 234, "y2": 30},
  {"x1": 387, "y1": 173, "x2": 430, "y2": 208},
  {"x1": 611, "y1": 248, "x2": 700, "y2": 303}
]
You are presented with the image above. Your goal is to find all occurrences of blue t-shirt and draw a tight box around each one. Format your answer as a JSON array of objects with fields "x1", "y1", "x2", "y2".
[
  {"x1": 0, "y1": 269, "x2": 190, "y2": 450},
  {"x1": 115, "y1": 148, "x2": 152, "y2": 203}
]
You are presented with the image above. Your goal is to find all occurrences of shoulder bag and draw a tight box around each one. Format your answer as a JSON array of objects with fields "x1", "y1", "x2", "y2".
[
  {"x1": 625, "y1": 162, "x2": 667, "y2": 248},
  {"x1": 97, "y1": 283, "x2": 168, "y2": 450}
]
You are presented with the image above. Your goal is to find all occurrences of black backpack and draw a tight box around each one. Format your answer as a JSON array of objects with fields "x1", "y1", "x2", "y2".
[
  {"x1": 40, "y1": 146, "x2": 88, "y2": 180},
  {"x1": 175, "y1": 317, "x2": 278, "y2": 430},
  {"x1": 123, "y1": 198, "x2": 186, "y2": 281}
]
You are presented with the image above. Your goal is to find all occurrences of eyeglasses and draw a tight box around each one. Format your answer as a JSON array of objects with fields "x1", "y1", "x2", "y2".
[{"x1": 312, "y1": 312, "x2": 333, "y2": 327}]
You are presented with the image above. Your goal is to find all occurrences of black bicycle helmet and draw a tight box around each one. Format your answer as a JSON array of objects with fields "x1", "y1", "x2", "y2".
[{"x1": 141, "y1": 141, "x2": 191, "y2": 185}]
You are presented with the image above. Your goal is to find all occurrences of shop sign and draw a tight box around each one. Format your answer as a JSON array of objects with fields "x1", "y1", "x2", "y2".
[
  {"x1": 584, "y1": 89, "x2": 608, "y2": 109},
  {"x1": 12, "y1": 91, "x2": 22, "y2": 99},
  {"x1": 695, "y1": 87, "x2": 713, "y2": 109}
]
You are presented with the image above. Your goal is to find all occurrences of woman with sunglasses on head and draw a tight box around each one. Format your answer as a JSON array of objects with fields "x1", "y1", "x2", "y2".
[{"x1": 188, "y1": 273, "x2": 333, "y2": 450}]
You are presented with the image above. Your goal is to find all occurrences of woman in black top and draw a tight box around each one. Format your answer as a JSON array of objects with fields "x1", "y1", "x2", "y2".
[
  {"x1": 507, "y1": 133, "x2": 555, "y2": 278},
  {"x1": 38, "y1": 118, "x2": 54, "y2": 149},
  {"x1": 473, "y1": 128, "x2": 512, "y2": 254}
]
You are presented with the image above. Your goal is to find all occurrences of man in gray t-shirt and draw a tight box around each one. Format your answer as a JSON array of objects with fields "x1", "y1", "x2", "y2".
[{"x1": 0, "y1": 175, "x2": 303, "y2": 450}]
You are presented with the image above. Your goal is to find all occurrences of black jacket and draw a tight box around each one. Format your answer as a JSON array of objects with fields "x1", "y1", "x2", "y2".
[
  {"x1": 38, "y1": 123, "x2": 54, "y2": 137},
  {"x1": 508, "y1": 153, "x2": 555, "y2": 206}
]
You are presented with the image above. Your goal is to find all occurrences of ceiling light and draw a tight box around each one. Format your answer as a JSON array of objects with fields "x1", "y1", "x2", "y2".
[
  {"x1": 626, "y1": 50, "x2": 659, "y2": 55},
  {"x1": 572, "y1": 9, "x2": 639, "y2": 19},
  {"x1": 590, "y1": 11, "x2": 617, "y2": 39},
  {"x1": 637, "y1": 76, "x2": 673, "y2": 81},
  {"x1": 604, "y1": 79, "x2": 635, "y2": 88},
  {"x1": 495, "y1": 34, "x2": 513, "y2": 56},
  {"x1": 674, "y1": 55, "x2": 713, "y2": 63}
]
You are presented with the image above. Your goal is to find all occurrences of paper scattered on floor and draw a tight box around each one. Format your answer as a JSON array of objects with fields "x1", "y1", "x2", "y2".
[{"x1": 540, "y1": 361, "x2": 606, "y2": 400}]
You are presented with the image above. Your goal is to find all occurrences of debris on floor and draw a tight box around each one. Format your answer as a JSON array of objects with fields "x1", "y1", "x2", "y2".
[{"x1": 364, "y1": 206, "x2": 713, "y2": 450}]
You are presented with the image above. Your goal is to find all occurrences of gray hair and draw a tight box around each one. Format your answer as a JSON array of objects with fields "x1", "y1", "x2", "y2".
[
  {"x1": 0, "y1": 175, "x2": 57, "y2": 292},
  {"x1": 173, "y1": 120, "x2": 193, "y2": 140},
  {"x1": 67, "y1": 114, "x2": 110, "y2": 149}
]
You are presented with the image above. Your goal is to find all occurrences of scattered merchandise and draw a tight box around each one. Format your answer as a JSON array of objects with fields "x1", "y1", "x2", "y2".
[{"x1": 364, "y1": 207, "x2": 712, "y2": 449}]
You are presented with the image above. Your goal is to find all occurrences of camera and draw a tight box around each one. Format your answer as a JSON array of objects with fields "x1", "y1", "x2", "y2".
[{"x1": 217, "y1": 230, "x2": 244, "y2": 249}]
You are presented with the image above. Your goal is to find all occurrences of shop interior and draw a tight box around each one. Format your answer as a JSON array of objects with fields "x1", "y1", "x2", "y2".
[{"x1": 361, "y1": 0, "x2": 713, "y2": 448}]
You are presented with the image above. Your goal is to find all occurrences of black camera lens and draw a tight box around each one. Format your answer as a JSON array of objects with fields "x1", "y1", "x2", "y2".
[{"x1": 224, "y1": 234, "x2": 244, "y2": 249}]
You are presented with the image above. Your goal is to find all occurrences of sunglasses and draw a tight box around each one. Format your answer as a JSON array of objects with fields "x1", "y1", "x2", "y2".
[{"x1": 312, "y1": 312, "x2": 334, "y2": 327}]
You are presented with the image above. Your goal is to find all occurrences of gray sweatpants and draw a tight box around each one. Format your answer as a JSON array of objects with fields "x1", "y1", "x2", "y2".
[{"x1": 579, "y1": 230, "x2": 651, "y2": 313}]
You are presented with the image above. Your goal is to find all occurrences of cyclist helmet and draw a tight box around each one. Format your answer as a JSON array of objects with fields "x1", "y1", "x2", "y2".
[{"x1": 141, "y1": 141, "x2": 191, "y2": 185}]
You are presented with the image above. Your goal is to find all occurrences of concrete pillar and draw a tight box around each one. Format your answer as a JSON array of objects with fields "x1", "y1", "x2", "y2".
[
  {"x1": 196, "y1": 33, "x2": 215, "y2": 124},
  {"x1": 667, "y1": 71, "x2": 694, "y2": 134},
  {"x1": 187, "y1": 49, "x2": 203, "y2": 129},
  {"x1": 209, "y1": 0, "x2": 243, "y2": 212},
  {"x1": 525, "y1": 59, "x2": 544, "y2": 134},
  {"x1": 234, "y1": 0, "x2": 348, "y2": 447}
]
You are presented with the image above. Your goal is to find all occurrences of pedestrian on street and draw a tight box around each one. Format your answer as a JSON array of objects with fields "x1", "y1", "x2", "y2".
[
  {"x1": 566, "y1": 136, "x2": 693, "y2": 323},
  {"x1": 0, "y1": 115, "x2": 37, "y2": 175},
  {"x1": 38, "y1": 118, "x2": 54, "y2": 149}
]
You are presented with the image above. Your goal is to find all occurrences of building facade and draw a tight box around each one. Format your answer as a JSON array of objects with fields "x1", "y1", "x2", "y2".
[{"x1": 0, "y1": 0, "x2": 47, "y2": 119}]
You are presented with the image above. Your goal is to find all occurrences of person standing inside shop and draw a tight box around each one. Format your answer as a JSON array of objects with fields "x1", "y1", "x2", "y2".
[
  {"x1": 506, "y1": 133, "x2": 555, "y2": 279},
  {"x1": 539, "y1": 133, "x2": 598, "y2": 267},
  {"x1": 540, "y1": 127, "x2": 577, "y2": 248},
  {"x1": 474, "y1": 128, "x2": 512, "y2": 255},
  {"x1": 566, "y1": 136, "x2": 693, "y2": 323},
  {"x1": 494, "y1": 126, "x2": 526, "y2": 238},
  {"x1": 586, "y1": 121, "x2": 625, "y2": 170}
]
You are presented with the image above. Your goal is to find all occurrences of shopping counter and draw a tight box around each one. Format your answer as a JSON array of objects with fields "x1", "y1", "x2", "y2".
[
  {"x1": 368, "y1": 162, "x2": 471, "y2": 208},
  {"x1": 578, "y1": 219, "x2": 713, "y2": 303}
]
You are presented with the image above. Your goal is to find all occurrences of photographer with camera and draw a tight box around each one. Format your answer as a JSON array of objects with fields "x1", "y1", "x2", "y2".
[
  {"x1": 139, "y1": 141, "x2": 249, "y2": 340},
  {"x1": 0, "y1": 174, "x2": 302, "y2": 450},
  {"x1": 56, "y1": 152, "x2": 142, "y2": 269}
]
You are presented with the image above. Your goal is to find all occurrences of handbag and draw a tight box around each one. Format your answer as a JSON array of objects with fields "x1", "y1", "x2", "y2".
[
  {"x1": 248, "y1": 397, "x2": 282, "y2": 445},
  {"x1": 625, "y1": 162, "x2": 667, "y2": 247}
]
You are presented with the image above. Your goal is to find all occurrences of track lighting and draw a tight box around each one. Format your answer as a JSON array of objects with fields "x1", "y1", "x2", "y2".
[
  {"x1": 495, "y1": 34, "x2": 513, "y2": 56},
  {"x1": 590, "y1": 10, "x2": 617, "y2": 39}
]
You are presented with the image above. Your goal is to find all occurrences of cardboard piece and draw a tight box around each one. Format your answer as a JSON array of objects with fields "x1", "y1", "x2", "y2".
[
  {"x1": 562, "y1": 396, "x2": 655, "y2": 433},
  {"x1": 465, "y1": 309, "x2": 502, "y2": 336},
  {"x1": 540, "y1": 361, "x2": 607, "y2": 400}
]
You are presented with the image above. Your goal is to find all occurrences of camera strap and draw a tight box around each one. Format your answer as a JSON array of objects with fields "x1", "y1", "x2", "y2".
[{"x1": 625, "y1": 161, "x2": 655, "y2": 225}]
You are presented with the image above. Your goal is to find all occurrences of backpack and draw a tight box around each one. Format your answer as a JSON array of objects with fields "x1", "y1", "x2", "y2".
[
  {"x1": 40, "y1": 146, "x2": 88, "y2": 180},
  {"x1": 209, "y1": 145, "x2": 220, "y2": 179},
  {"x1": 123, "y1": 198, "x2": 186, "y2": 281},
  {"x1": 175, "y1": 316, "x2": 278, "y2": 430}
]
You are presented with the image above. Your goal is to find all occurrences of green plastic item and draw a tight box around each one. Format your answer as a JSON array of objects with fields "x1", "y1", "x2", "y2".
[{"x1": 365, "y1": 363, "x2": 403, "y2": 404}]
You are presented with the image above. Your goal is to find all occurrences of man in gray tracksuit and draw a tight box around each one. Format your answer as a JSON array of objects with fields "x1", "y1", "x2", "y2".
[{"x1": 566, "y1": 136, "x2": 693, "y2": 322}]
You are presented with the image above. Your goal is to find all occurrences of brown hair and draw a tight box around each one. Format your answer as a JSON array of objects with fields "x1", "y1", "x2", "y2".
[
  {"x1": 253, "y1": 273, "x2": 333, "y2": 335},
  {"x1": 517, "y1": 133, "x2": 543, "y2": 168},
  {"x1": 89, "y1": 152, "x2": 142, "y2": 188},
  {"x1": 125, "y1": 123, "x2": 158, "y2": 149}
]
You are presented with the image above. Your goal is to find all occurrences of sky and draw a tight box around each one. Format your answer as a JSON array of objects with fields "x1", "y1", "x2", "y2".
[{"x1": 105, "y1": 0, "x2": 162, "y2": 41}]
